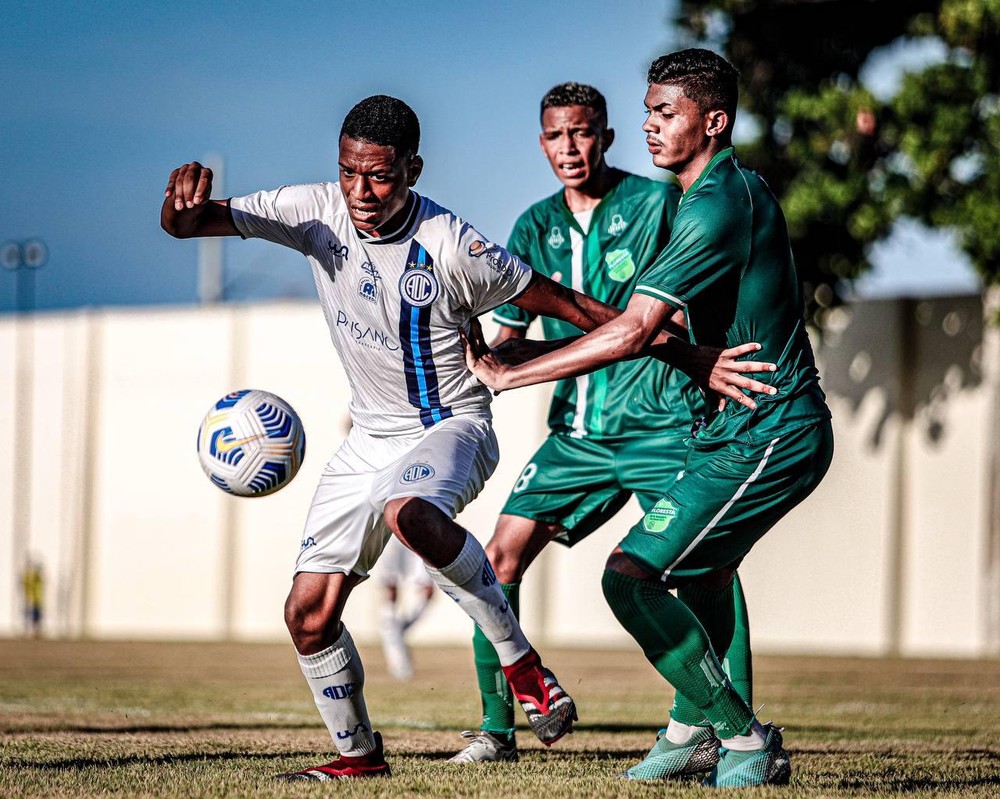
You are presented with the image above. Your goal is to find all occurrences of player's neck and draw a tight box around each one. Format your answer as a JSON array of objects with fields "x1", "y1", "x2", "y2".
[
  {"x1": 561, "y1": 167, "x2": 624, "y2": 213},
  {"x1": 364, "y1": 191, "x2": 416, "y2": 240},
  {"x1": 676, "y1": 141, "x2": 731, "y2": 192}
]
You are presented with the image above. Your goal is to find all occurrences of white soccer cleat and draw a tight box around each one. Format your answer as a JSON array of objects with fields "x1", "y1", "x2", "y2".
[{"x1": 447, "y1": 730, "x2": 519, "y2": 763}]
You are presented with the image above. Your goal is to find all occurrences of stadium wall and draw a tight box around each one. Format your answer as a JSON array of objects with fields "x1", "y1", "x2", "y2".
[{"x1": 0, "y1": 295, "x2": 996, "y2": 657}]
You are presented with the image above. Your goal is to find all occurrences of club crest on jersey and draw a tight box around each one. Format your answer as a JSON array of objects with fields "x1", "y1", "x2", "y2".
[
  {"x1": 642, "y1": 498, "x2": 677, "y2": 533},
  {"x1": 607, "y1": 213, "x2": 628, "y2": 235},
  {"x1": 605, "y1": 248, "x2": 636, "y2": 282},
  {"x1": 547, "y1": 226, "x2": 565, "y2": 249},
  {"x1": 401, "y1": 462, "x2": 435, "y2": 483},
  {"x1": 358, "y1": 260, "x2": 381, "y2": 303},
  {"x1": 399, "y1": 268, "x2": 439, "y2": 307}
]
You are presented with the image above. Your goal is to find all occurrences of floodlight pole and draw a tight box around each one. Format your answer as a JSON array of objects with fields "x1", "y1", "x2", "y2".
[{"x1": 3, "y1": 238, "x2": 48, "y2": 635}]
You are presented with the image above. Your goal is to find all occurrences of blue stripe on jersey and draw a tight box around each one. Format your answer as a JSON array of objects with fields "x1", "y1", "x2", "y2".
[{"x1": 399, "y1": 241, "x2": 453, "y2": 428}]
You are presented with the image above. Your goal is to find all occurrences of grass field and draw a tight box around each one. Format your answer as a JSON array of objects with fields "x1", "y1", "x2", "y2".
[{"x1": 2, "y1": 639, "x2": 998, "y2": 797}]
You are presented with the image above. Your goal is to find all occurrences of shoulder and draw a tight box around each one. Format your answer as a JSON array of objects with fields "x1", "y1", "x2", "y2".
[
  {"x1": 512, "y1": 189, "x2": 563, "y2": 235},
  {"x1": 614, "y1": 173, "x2": 682, "y2": 215}
]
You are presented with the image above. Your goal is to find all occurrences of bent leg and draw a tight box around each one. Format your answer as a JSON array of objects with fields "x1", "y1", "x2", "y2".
[
  {"x1": 385, "y1": 497, "x2": 531, "y2": 666},
  {"x1": 602, "y1": 551, "x2": 755, "y2": 738},
  {"x1": 285, "y1": 571, "x2": 378, "y2": 757}
]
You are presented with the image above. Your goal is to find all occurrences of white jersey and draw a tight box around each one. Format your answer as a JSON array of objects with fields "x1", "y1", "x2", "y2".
[{"x1": 230, "y1": 184, "x2": 532, "y2": 436}]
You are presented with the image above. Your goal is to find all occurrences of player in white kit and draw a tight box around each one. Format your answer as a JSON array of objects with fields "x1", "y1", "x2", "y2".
[{"x1": 160, "y1": 95, "x2": 593, "y2": 780}]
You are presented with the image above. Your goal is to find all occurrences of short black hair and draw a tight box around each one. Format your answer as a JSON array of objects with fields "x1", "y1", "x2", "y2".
[
  {"x1": 647, "y1": 49, "x2": 739, "y2": 117},
  {"x1": 540, "y1": 82, "x2": 608, "y2": 128},
  {"x1": 340, "y1": 95, "x2": 420, "y2": 158}
]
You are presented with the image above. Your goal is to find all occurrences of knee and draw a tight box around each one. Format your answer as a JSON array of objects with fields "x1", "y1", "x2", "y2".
[
  {"x1": 284, "y1": 590, "x2": 339, "y2": 655},
  {"x1": 485, "y1": 538, "x2": 523, "y2": 584},
  {"x1": 692, "y1": 567, "x2": 737, "y2": 593},
  {"x1": 383, "y1": 496, "x2": 438, "y2": 541}
]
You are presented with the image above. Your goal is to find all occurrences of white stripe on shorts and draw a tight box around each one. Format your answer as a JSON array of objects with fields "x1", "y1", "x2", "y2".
[{"x1": 660, "y1": 436, "x2": 781, "y2": 581}]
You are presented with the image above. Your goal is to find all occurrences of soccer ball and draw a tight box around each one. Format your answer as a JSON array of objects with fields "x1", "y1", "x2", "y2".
[{"x1": 197, "y1": 389, "x2": 306, "y2": 497}]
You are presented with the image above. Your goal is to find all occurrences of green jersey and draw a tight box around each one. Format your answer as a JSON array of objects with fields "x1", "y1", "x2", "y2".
[
  {"x1": 635, "y1": 148, "x2": 831, "y2": 446},
  {"x1": 493, "y1": 172, "x2": 703, "y2": 439}
]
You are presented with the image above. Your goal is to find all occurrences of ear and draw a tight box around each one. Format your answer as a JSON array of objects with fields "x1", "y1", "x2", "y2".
[
  {"x1": 705, "y1": 110, "x2": 729, "y2": 139},
  {"x1": 407, "y1": 154, "x2": 423, "y2": 186},
  {"x1": 602, "y1": 127, "x2": 615, "y2": 152}
]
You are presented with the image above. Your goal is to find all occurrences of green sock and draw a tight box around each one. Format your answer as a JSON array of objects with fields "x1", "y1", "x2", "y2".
[
  {"x1": 726, "y1": 572, "x2": 753, "y2": 705},
  {"x1": 602, "y1": 568, "x2": 754, "y2": 737},
  {"x1": 670, "y1": 572, "x2": 753, "y2": 724},
  {"x1": 471, "y1": 581, "x2": 519, "y2": 736}
]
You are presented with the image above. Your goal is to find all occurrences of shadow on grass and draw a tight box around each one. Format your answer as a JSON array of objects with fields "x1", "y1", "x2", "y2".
[
  {"x1": 4, "y1": 721, "x2": 318, "y2": 734},
  {"x1": 5, "y1": 750, "x2": 317, "y2": 771}
]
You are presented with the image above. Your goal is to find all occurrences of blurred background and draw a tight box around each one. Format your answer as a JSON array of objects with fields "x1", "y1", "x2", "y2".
[{"x1": 1, "y1": 1, "x2": 997, "y2": 657}]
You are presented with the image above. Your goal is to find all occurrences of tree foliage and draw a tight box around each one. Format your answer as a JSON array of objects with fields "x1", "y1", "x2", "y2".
[{"x1": 674, "y1": 0, "x2": 1000, "y2": 323}]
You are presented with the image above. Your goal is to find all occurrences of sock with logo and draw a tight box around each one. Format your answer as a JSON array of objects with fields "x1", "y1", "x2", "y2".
[
  {"x1": 602, "y1": 568, "x2": 754, "y2": 737},
  {"x1": 297, "y1": 625, "x2": 374, "y2": 757},
  {"x1": 425, "y1": 532, "x2": 530, "y2": 666},
  {"x1": 472, "y1": 581, "x2": 520, "y2": 735},
  {"x1": 670, "y1": 571, "x2": 753, "y2": 726}
]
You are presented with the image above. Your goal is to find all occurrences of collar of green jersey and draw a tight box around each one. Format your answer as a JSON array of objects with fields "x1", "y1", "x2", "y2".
[
  {"x1": 556, "y1": 172, "x2": 626, "y2": 234},
  {"x1": 683, "y1": 146, "x2": 736, "y2": 199}
]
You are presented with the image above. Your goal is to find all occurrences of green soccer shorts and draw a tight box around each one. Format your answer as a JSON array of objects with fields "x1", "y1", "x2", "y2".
[
  {"x1": 620, "y1": 419, "x2": 834, "y2": 585},
  {"x1": 500, "y1": 429, "x2": 690, "y2": 546}
]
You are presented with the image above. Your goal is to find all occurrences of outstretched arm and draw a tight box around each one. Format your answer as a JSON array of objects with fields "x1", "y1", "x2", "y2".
[
  {"x1": 161, "y1": 161, "x2": 240, "y2": 239},
  {"x1": 466, "y1": 292, "x2": 776, "y2": 409}
]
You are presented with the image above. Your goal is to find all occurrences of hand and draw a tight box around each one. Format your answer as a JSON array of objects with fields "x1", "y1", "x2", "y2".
[
  {"x1": 460, "y1": 318, "x2": 510, "y2": 393},
  {"x1": 707, "y1": 342, "x2": 777, "y2": 411},
  {"x1": 492, "y1": 336, "x2": 560, "y2": 365},
  {"x1": 680, "y1": 341, "x2": 777, "y2": 411},
  {"x1": 165, "y1": 161, "x2": 214, "y2": 212}
]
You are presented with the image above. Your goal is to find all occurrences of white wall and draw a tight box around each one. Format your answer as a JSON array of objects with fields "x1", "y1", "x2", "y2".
[{"x1": 1, "y1": 295, "x2": 996, "y2": 656}]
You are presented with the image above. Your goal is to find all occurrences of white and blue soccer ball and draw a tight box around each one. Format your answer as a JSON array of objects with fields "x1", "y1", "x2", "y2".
[{"x1": 197, "y1": 389, "x2": 306, "y2": 497}]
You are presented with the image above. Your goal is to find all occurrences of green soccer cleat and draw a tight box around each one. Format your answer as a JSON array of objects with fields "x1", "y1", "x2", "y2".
[
  {"x1": 623, "y1": 725, "x2": 720, "y2": 779},
  {"x1": 703, "y1": 724, "x2": 791, "y2": 788}
]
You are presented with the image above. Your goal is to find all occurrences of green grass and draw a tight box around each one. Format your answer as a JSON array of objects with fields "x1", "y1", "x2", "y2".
[{"x1": 2, "y1": 639, "x2": 998, "y2": 797}]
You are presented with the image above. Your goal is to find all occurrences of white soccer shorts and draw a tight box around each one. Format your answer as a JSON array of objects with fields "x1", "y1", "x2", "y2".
[{"x1": 295, "y1": 415, "x2": 499, "y2": 578}]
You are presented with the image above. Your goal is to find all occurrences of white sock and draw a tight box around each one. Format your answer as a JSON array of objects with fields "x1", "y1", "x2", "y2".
[
  {"x1": 297, "y1": 625, "x2": 375, "y2": 757},
  {"x1": 424, "y1": 531, "x2": 530, "y2": 666},
  {"x1": 665, "y1": 718, "x2": 703, "y2": 744},
  {"x1": 720, "y1": 719, "x2": 768, "y2": 751}
]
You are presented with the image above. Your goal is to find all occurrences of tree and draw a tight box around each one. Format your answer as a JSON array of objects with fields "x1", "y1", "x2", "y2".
[{"x1": 674, "y1": 0, "x2": 1000, "y2": 324}]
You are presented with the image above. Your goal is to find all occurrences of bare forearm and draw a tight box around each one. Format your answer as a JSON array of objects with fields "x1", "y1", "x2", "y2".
[
  {"x1": 513, "y1": 273, "x2": 620, "y2": 334},
  {"x1": 493, "y1": 318, "x2": 651, "y2": 390}
]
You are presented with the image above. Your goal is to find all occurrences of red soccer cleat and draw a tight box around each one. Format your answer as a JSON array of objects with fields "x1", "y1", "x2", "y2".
[
  {"x1": 278, "y1": 731, "x2": 391, "y2": 781},
  {"x1": 501, "y1": 648, "x2": 577, "y2": 745}
]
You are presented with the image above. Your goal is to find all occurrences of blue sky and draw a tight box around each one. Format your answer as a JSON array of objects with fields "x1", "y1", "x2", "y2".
[{"x1": 0, "y1": 0, "x2": 979, "y2": 314}]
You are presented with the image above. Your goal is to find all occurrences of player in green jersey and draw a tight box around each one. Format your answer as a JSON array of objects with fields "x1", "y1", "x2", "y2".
[
  {"x1": 450, "y1": 82, "x2": 754, "y2": 766},
  {"x1": 465, "y1": 51, "x2": 833, "y2": 788}
]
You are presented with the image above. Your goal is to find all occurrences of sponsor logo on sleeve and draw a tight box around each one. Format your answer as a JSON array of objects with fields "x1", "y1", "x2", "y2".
[
  {"x1": 469, "y1": 240, "x2": 516, "y2": 277},
  {"x1": 468, "y1": 240, "x2": 492, "y2": 257}
]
